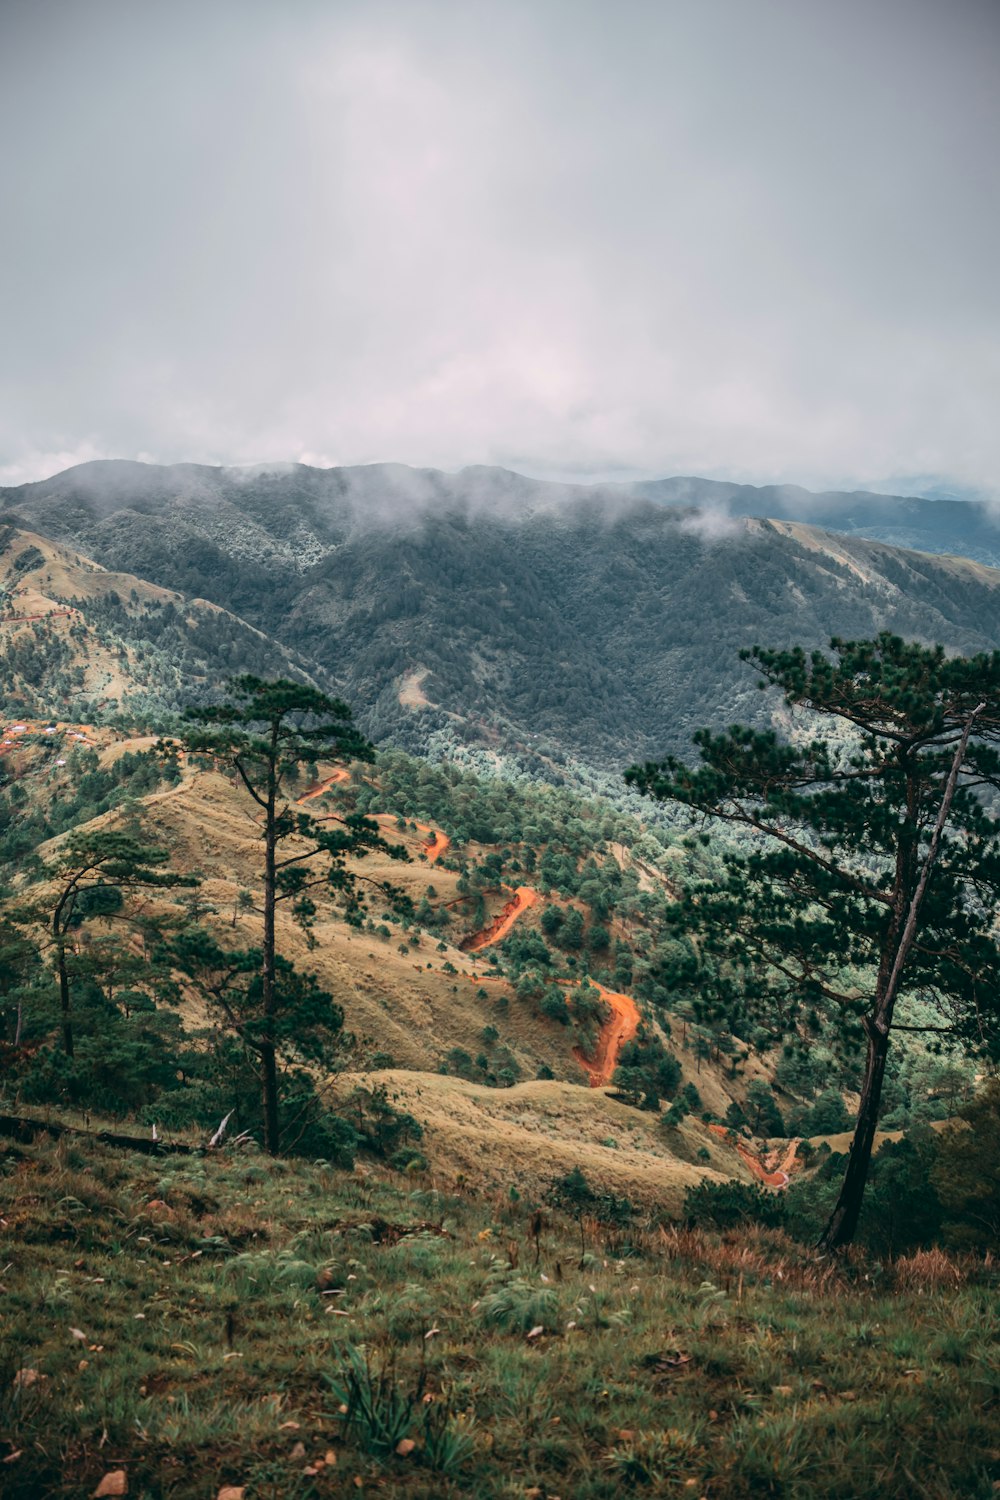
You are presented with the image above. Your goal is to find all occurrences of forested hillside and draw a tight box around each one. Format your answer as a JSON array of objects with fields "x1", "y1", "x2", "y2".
[
  {"x1": 6, "y1": 461, "x2": 1000, "y2": 780},
  {"x1": 0, "y1": 521, "x2": 333, "y2": 721},
  {"x1": 632, "y1": 476, "x2": 1000, "y2": 566}
]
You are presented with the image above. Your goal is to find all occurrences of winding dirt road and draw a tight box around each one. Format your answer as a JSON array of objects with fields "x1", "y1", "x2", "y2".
[
  {"x1": 460, "y1": 886, "x2": 539, "y2": 951},
  {"x1": 296, "y1": 768, "x2": 351, "y2": 805},
  {"x1": 708, "y1": 1124, "x2": 800, "y2": 1188},
  {"x1": 571, "y1": 983, "x2": 641, "y2": 1088},
  {"x1": 457, "y1": 886, "x2": 640, "y2": 1088}
]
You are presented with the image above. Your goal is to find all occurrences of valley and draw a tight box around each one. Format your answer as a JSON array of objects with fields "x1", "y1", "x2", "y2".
[
  {"x1": 5, "y1": 2, "x2": 997, "y2": 1488},
  {"x1": 7, "y1": 462, "x2": 1000, "y2": 787},
  {"x1": 2, "y1": 466, "x2": 998, "y2": 1498}
]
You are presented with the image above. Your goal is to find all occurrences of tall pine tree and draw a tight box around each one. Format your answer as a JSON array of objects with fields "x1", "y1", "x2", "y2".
[
  {"x1": 180, "y1": 677, "x2": 406, "y2": 1154},
  {"x1": 627, "y1": 635, "x2": 1000, "y2": 1250}
]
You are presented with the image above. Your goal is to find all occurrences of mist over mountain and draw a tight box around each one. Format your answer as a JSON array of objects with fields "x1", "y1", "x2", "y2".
[
  {"x1": 630, "y1": 477, "x2": 1000, "y2": 566},
  {"x1": 9, "y1": 458, "x2": 1000, "y2": 568},
  {"x1": 6, "y1": 459, "x2": 1000, "y2": 779}
]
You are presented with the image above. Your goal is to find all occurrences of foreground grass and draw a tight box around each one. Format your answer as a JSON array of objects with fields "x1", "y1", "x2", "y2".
[{"x1": 1, "y1": 1128, "x2": 997, "y2": 1498}]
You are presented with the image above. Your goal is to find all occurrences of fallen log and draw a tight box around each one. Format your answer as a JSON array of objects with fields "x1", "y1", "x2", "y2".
[{"x1": 0, "y1": 1113, "x2": 196, "y2": 1155}]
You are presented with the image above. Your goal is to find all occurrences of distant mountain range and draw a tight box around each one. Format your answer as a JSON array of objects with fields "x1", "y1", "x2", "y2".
[
  {"x1": 4, "y1": 459, "x2": 1000, "y2": 781},
  {"x1": 628, "y1": 477, "x2": 1000, "y2": 566}
]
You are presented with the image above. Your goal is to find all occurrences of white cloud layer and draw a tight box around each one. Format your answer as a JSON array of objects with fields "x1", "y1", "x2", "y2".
[{"x1": 1, "y1": 0, "x2": 998, "y2": 492}]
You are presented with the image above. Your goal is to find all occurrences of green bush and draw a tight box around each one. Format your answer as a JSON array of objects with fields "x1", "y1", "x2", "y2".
[
  {"x1": 682, "y1": 1178, "x2": 786, "y2": 1231},
  {"x1": 547, "y1": 1166, "x2": 634, "y2": 1227}
]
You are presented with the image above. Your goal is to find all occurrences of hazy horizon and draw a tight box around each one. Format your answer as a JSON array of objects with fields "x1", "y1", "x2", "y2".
[
  {"x1": 2, "y1": 0, "x2": 998, "y2": 500},
  {"x1": 2, "y1": 452, "x2": 991, "y2": 512}
]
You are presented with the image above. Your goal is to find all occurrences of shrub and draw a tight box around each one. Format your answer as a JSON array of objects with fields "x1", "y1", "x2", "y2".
[
  {"x1": 540, "y1": 988, "x2": 571, "y2": 1025},
  {"x1": 613, "y1": 1031, "x2": 681, "y2": 1111},
  {"x1": 479, "y1": 1272, "x2": 560, "y2": 1333},
  {"x1": 547, "y1": 1166, "x2": 634, "y2": 1227},
  {"x1": 682, "y1": 1178, "x2": 786, "y2": 1231}
]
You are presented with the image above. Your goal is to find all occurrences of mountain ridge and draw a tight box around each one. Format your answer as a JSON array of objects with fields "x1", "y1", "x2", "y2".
[
  {"x1": 6, "y1": 459, "x2": 1000, "y2": 783},
  {"x1": 8, "y1": 456, "x2": 1000, "y2": 563}
]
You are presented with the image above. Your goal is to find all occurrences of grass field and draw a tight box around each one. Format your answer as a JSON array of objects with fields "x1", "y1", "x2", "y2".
[{"x1": 2, "y1": 1125, "x2": 997, "y2": 1499}]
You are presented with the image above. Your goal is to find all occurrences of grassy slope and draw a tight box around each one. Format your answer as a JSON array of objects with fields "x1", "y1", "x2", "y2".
[
  {"x1": 10, "y1": 715, "x2": 969, "y2": 1215},
  {"x1": 5, "y1": 718, "x2": 776, "y2": 1202},
  {"x1": 0, "y1": 523, "x2": 323, "y2": 719},
  {"x1": 47, "y1": 751, "x2": 756, "y2": 1195},
  {"x1": 1, "y1": 1131, "x2": 997, "y2": 1499}
]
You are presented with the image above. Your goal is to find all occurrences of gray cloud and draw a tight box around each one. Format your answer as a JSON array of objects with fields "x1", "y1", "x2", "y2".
[{"x1": 1, "y1": 0, "x2": 998, "y2": 493}]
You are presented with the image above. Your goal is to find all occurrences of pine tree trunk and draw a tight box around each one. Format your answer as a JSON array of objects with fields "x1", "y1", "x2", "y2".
[
  {"x1": 260, "y1": 1039, "x2": 279, "y2": 1155},
  {"x1": 819, "y1": 713, "x2": 979, "y2": 1251},
  {"x1": 57, "y1": 941, "x2": 74, "y2": 1059},
  {"x1": 818, "y1": 1019, "x2": 888, "y2": 1251},
  {"x1": 260, "y1": 730, "x2": 280, "y2": 1154}
]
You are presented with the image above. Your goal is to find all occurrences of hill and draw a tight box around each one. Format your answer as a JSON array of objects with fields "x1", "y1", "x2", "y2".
[
  {"x1": 3, "y1": 1126, "x2": 996, "y2": 1499},
  {"x1": 3, "y1": 633, "x2": 995, "y2": 1499},
  {"x1": 0, "y1": 519, "x2": 333, "y2": 721},
  {"x1": 2, "y1": 702, "x2": 975, "y2": 1208},
  {"x1": 631, "y1": 476, "x2": 1000, "y2": 566},
  {"x1": 6, "y1": 462, "x2": 1000, "y2": 781}
]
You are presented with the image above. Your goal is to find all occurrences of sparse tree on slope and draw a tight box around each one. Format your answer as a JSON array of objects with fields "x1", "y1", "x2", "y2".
[
  {"x1": 20, "y1": 829, "x2": 195, "y2": 1060},
  {"x1": 180, "y1": 676, "x2": 406, "y2": 1154},
  {"x1": 627, "y1": 635, "x2": 1000, "y2": 1250}
]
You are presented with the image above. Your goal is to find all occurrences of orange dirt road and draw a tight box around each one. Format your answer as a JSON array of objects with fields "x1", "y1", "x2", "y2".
[
  {"x1": 461, "y1": 886, "x2": 539, "y2": 952},
  {"x1": 572, "y1": 983, "x2": 641, "y2": 1088},
  {"x1": 708, "y1": 1124, "x2": 797, "y2": 1188},
  {"x1": 414, "y1": 822, "x2": 450, "y2": 864},
  {"x1": 297, "y1": 768, "x2": 351, "y2": 805}
]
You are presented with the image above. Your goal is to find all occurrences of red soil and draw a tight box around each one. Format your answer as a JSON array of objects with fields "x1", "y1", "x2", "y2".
[
  {"x1": 461, "y1": 886, "x2": 539, "y2": 952},
  {"x1": 296, "y1": 768, "x2": 351, "y2": 804},
  {"x1": 458, "y1": 886, "x2": 641, "y2": 1088},
  {"x1": 571, "y1": 983, "x2": 641, "y2": 1088},
  {"x1": 708, "y1": 1123, "x2": 798, "y2": 1188},
  {"x1": 414, "y1": 822, "x2": 450, "y2": 864}
]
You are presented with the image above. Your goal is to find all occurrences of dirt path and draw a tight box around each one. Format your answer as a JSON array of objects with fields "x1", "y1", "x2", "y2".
[
  {"x1": 1, "y1": 609, "x2": 77, "y2": 626},
  {"x1": 458, "y1": 889, "x2": 640, "y2": 1086},
  {"x1": 461, "y1": 886, "x2": 539, "y2": 951},
  {"x1": 708, "y1": 1124, "x2": 800, "y2": 1188},
  {"x1": 414, "y1": 822, "x2": 450, "y2": 864},
  {"x1": 296, "y1": 768, "x2": 351, "y2": 805},
  {"x1": 572, "y1": 983, "x2": 641, "y2": 1088},
  {"x1": 766, "y1": 1137, "x2": 801, "y2": 1182}
]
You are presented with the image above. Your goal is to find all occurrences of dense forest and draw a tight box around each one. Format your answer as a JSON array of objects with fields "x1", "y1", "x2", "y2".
[{"x1": 8, "y1": 462, "x2": 1000, "y2": 779}]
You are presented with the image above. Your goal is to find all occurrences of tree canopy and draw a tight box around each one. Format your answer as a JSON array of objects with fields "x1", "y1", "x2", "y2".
[
  {"x1": 180, "y1": 676, "x2": 406, "y2": 1152},
  {"x1": 627, "y1": 634, "x2": 1000, "y2": 1249}
]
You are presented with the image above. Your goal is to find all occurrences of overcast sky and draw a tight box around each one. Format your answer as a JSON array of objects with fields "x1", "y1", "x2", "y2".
[{"x1": 1, "y1": 0, "x2": 997, "y2": 493}]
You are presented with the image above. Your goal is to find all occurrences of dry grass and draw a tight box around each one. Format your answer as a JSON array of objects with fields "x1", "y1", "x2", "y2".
[
  {"x1": 337, "y1": 1071, "x2": 742, "y2": 1210},
  {"x1": 27, "y1": 764, "x2": 592, "y2": 1083},
  {"x1": 894, "y1": 1248, "x2": 966, "y2": 1292}
]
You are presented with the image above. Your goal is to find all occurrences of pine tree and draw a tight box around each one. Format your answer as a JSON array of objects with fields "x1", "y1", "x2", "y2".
[
  {"x1": 180, "y1": 676, "x2": 406, "y2": 1153},
  {"x1": 19, "y1": 829, "x2": 196, "y2": 1059},
  {"x1": 627, "y1": 634, "x2": 1000, "y2": 1250}
]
